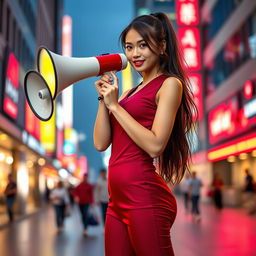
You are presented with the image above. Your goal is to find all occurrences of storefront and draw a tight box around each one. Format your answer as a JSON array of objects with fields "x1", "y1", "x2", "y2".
[
  {"x1": 0, "y1": 140, "x2": 13, "y2": 221},
  {"x1": 207, "y1": 80, "x2": 256, "y2": 206},
  {"x1": 0, "y1": 50, "x2": 57, "y2": 222},
  {"x1": 0, "y1": 129, "x2": 51, "y2": 223}
]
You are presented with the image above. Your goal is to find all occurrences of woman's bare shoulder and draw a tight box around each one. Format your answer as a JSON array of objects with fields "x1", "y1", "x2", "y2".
[
  {"x1": 163, "y1": 76, "x2": 183, "y2": 91},
  {"x1": 157, "y1": 76, "x2": 183, "y2": 102}
]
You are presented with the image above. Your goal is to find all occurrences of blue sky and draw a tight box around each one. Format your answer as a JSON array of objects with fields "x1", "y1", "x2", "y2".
[{"x1": 64, "y1": 0, "x2": 134, "y2": 174}]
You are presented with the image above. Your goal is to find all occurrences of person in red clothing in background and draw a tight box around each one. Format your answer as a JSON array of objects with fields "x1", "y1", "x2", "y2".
[
  {"x1": 211, "y1": 173, "x2": 224, "y2": 210},
  {"x1": 72, "y1": 173, "x2": 94, "y2": 236}
]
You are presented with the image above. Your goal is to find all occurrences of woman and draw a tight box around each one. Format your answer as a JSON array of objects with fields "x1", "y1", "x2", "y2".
[
  {"x1": 50, "y1": 181, "x2": 70, "y2": 232},
  {"x1": 212, "y1": 173, "x2": 224, "y2": 210},
  {"x1": 93, "y1": 13, "x2": 196, "y2": 255}
]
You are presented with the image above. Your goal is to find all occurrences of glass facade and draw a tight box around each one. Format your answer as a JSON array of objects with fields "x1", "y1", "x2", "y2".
[
  {"x1": 206, "y1": 11, "x2": 256, "y2": 94},
  {"x1": 203, "y1": 0, "x2": 243, "y2": 45}
]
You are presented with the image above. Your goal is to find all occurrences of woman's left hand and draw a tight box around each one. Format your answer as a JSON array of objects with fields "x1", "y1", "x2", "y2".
[{"x1": 99, "y1": 71, "x2": 119, "y2": 110}]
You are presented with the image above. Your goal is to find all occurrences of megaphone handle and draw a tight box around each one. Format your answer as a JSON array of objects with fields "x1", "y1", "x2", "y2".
[
  {"x1": 104, "y1": 71, "x2": 116, "y2": 85},
  {"x1": 97, "y1": 71, "x2": 116, "y2": 101}
]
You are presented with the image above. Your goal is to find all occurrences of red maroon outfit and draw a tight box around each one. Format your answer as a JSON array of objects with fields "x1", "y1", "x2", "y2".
[
  {"x1": 73, "y1": 181, "x2": 94, "y2": 231},
  {"x1": 72, "y1": 182, "x2": 93, "y2": 204},
  {"x1": 105, "y1": 75, "x2": 177, "y2": 256}
]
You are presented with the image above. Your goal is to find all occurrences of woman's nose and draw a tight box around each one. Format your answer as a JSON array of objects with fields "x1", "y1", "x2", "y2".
[{"x1": 133, "y1": 47, "x2": 140, "y2": 57}]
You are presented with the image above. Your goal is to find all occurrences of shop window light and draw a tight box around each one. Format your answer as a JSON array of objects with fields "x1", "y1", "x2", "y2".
[
  {"x1": 0, "y1": 133, "x2": 8, "y2": 141},
  {"x1": 27, "y1": 160, "x2": 34, "y2": 168},
  {"x1": 239, "y1": 153, "x2": 248, "y2": 160},
  {"x1": 38, "y1": 158, "x2": 46, "y2": 166},
  {"x1": 0, "y1": 153, "x2": 5, "y2": 161},
  {"x1": 6, "y1": 156, "x2": 13, "y2": 165},
  {"x1": 227, "y1": 155, "x2": 236, "y2": 162}
]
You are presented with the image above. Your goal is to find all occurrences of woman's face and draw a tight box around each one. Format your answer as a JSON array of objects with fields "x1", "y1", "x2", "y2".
[{"x1": 124, "y1": 29, "x2": 161, "y2": 75}]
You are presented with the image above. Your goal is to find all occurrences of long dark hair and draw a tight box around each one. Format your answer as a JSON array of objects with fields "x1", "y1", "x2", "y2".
[{"x1": 120, "y1": 13, "x2": 197, "y2": 185}]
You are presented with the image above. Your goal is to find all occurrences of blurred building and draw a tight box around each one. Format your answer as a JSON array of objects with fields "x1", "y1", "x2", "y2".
[
  {"x1": 199, "y1": 0, "x2": 256, "y2": 206},
  {"x1": 0, "y1": 0, "x2": 63, "y2": 223},
  {"x1": 133, "y1": 0, "x2": 256, "y2": 206},
  {"x1": 135, "y1": 0, "x2": 177, "y2": 26}
]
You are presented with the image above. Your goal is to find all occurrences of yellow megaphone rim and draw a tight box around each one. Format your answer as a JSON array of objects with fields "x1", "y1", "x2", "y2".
[{"x1": 37, "y1": 46, "x2": 57, "y2": 99}]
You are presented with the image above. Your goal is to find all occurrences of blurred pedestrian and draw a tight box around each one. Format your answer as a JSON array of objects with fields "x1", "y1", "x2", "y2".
[
  {"x1": 189, "y1": 171, "x2": 202, "y2": 221},
  {"x1": 93, "y1": 12, "x2": 196, "y2": 255},
  {"x1": 72, "y1": 174, "x2": 94, "y2": 236},
  {"x1": 212, "y1": 173, "x2": 224, "y2": 210},
  {"x1": 4, "y1": 174, "x2": 17, "y2": 222},
  {"x1": 180, "y1": 174, "x2": 191, "y2": 212},
  {"x1": 50, "y1": 181, "x2": 70, "y2": 232},
  {"x1": 244, "y1": 168, "x2": 256, "y2": 215},
  {"x1": 95, "y1": 168, "x2": 109, "y2": 224},
  {"x1": 67, "y1": 184, "x2": 75, "y2": 207}
]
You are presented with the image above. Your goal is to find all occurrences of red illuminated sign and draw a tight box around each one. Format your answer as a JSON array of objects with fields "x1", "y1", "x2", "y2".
[
  {"x1": 243, "y1": 80, "x2": 254, "y2": 100},
  {"x1": 208, "y1": 133, "x2": 256, "y2": 162},
  {"x1": 176, "y1": 0, "x2": 199, "y2": 26},
  {"x1": 25, "y1": 101, "x2": 40, "y2": 140},
  {"x1": 176, "y1": 0, "x2": 202, "y2": 124},
  {"x1": 208, "y1": 99, "x2": 239, "y2": 144},
  {"x1": 178, "y1": 27, "x2": 201, "y2": 71},
  {"x1": 208, "y1": 94, "x2": 256, "y2": 145},
  {"x1": 3, "y1": 53, "x2": 19, "y2": 119},
  {"x1": 188, "y1": 73, "x2": 202, "y2": 121}
]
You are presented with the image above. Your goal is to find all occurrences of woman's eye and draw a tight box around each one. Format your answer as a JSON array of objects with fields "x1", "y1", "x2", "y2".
[
  {"x1": 140, "y1": 43, "x2": 147, "y2": 48},
  {"x1": 125, "y1": 45, "x2": 132, "y2": 50}
]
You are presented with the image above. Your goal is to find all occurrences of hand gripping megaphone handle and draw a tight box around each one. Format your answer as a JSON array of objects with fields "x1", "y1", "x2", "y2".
[{"x1": 97, "y1": 70, "x2": 117, "y2": 101}]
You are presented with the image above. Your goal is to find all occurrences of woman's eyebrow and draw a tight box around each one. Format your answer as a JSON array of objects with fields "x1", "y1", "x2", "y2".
[{"x1": 125, "y1": 39, "x2": 145, "y2": 45}]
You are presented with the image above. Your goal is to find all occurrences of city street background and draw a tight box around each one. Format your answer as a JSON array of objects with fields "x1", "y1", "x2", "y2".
[{"x1": 0, "y1": 0, "x2": 256, "y2": 255}]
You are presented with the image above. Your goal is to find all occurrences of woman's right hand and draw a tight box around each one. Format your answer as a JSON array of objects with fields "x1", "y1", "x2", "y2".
[{"x1": 94, "y1": 73, "x2": 113, "y2": 98}]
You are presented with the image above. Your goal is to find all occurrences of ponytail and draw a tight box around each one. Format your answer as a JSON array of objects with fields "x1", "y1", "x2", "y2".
[{"x1": 120, "y1": 13, "x2": 197, "y2": 184}]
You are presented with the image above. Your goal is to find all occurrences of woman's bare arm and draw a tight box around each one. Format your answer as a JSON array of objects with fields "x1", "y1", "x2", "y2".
[
  {"x1": 93, "y1": 74, "x2": 131, "y2": 151},
  {"x1": 93, "y1": 100, "x2": 112, "y2": 151},
  {"x1": 100, "y1": 74, "x2": 183, "y2": 158}
]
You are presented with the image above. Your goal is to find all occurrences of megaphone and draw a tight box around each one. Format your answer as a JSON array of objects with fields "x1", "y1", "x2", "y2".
[{"x1": 24, "y1": 46, "x2": 128, "y2": 121}]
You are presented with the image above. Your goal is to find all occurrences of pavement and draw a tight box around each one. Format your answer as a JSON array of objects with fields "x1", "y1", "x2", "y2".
[{"x1": 0, "y1": 198, "x2": 255, "y2": 256}]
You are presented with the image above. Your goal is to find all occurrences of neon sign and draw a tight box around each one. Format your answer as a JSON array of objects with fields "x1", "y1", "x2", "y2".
[
  {"x1": 3, "y1": 53, "x2": 19, "y2": 119},
  {"x1": 176, "y1": 0, "x2": 199, "y2": 26},
  {"x1": 178, "y1": 27, "x2": 201, "y2": 71},
  {"x1": 188, "y1": 73, "x2": 202, "y2": 120},
  {"x1": 208, "y1": 133, "x2": 256, "y2": 161},
  {"x1": 244, "y1": 98, "x2": 256, "y2": 119},
  {"x1": 208, "y1": 99, "x2": 238, "y2": 144},
  {"x1": 176, "y1": 0, "x2": 202, "y2": 121},
  {"x1": 243, "y1": 80, "x2": 254, "y2": 100},
  {"x1": 208, "y1": 96, "x2": 256, "y2": 145}
]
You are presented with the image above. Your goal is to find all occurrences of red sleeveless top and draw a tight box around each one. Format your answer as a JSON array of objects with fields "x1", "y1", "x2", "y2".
[{"x1": 107, "y1": 75, "x2": 177, "y2": 224}]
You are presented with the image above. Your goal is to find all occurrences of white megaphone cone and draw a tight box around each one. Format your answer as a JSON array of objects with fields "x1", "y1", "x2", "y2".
[{"x1": 24, "y1": 46, "x2": 128, "y2": 121}]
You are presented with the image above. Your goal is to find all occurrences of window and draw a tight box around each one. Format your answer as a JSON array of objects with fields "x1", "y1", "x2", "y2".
[
  {"x1": 5, "y1": 6, "x2": 10, "y2": 42},
  {"x1": 0, "y1": 0, "x2": 3, "y2": 33},
  {"x1": 206, "y1": 12, "x2": 256, "y2": 94}
]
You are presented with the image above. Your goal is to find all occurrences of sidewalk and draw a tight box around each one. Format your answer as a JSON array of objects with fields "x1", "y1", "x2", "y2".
[
  {"x1": 0, "y1": 199, "x2": 255, "y2": 256},
  {"x1": 172, "y1": 198, "x2": 256, "y2": 256},
  {"x1": 0, "y1": 204, "x2": 104, "y2": 256}
]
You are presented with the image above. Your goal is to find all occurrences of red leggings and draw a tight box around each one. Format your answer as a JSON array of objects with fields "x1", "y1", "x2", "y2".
[{"x1": 105, "y1": 208, "x2": 176, "y2": 256}]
